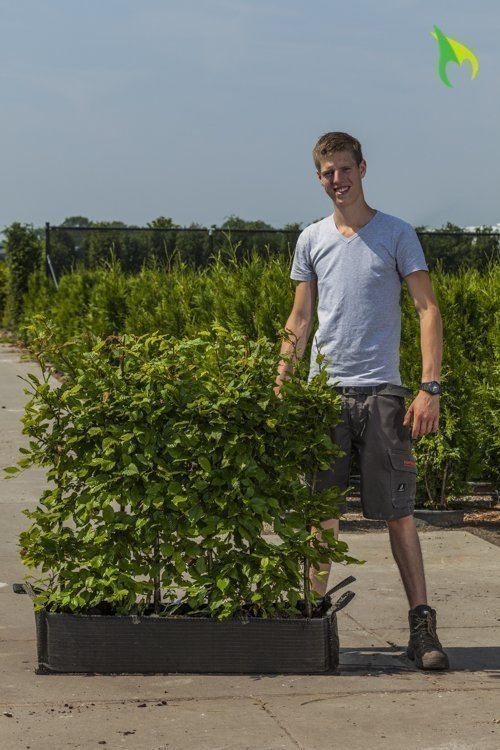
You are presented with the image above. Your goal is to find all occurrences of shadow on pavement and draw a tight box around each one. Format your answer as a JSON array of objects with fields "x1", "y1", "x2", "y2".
[
  {"x1": 443, "y1": 646, "x2": 500, "y2": 672},
  {"x1": 338, "y1": 646, "x2": 500, "y2": 674}
]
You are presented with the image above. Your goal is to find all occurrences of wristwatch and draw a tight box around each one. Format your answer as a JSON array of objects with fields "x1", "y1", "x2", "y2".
[{"x1": 420, "y1": 381, "x2": 442, "y2": 395}]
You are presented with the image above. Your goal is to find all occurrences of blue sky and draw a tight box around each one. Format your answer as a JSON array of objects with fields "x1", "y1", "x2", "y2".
[{"x1": 0, "y1": 0, "x2": 498, "y2": 230}]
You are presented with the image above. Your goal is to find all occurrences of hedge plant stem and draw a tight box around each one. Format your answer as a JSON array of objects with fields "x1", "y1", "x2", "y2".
[
  {"x1": 153, "y1": 532, "x2": 161, "y2": 614},
  {"x1": 440, "y1": 460, "x2": 449, "y2": 510},
  {"x1": 424, "y1": 472, "x2": 434, "y2": 507},
  {"x1": 303, "y1": 467, "x2": 318, "y2": 619}
]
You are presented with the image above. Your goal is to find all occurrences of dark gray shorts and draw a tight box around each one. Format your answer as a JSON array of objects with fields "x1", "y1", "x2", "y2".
[{"x1": 306, "y1": 386, "x2": 417, "y2": 521}]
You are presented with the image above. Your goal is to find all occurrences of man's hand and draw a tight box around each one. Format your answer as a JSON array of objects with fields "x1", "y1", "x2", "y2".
[{"x1": 403, "y1": 391, "x2": 440, "y2": 439}]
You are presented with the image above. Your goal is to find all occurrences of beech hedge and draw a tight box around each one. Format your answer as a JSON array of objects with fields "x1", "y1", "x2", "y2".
[{"x1": 7, "y1": 322, "x2": 359, "y2": 618}]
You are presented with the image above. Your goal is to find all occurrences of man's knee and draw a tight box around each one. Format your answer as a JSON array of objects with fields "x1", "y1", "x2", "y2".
[{"x1": 386, "y1": 514, "x2": 414, "y2": 531}]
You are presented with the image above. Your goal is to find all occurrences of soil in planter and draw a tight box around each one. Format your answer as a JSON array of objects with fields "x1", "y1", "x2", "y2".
[{"x1": 49, "y1": 597, "x2": 334, "y2": 620}]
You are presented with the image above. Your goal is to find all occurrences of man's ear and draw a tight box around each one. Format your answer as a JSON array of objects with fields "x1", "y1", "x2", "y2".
[{"x1": 359, "y1": 160, "x2": 367, "y2": 178}]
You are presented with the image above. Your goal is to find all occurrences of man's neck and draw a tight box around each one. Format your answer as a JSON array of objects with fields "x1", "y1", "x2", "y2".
[{"x1": 333, "y1": 202, "x2": 377, "y2": 234}]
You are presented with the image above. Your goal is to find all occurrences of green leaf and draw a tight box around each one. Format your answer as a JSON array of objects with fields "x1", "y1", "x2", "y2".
[
  {"x1": 102, "y1": 505, "x2": 114, "y2": 522},
  {"x1": 122, "y1": 463, "x2": 140, "y2": 476},
  {"x1": 198, "y1": 456, "x2": 211, "y2": 472},
  {"x1": 172, "y1": 495, "x2": 187, "y2": 507}
]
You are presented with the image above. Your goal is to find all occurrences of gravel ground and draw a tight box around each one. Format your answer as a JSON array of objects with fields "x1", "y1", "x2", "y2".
[
  {"x1": 462, "y1": 509, "x2": 500, "y2": 547},
  {"x1": 341, "y1": 507, "x2": 500, "y2": 547}
]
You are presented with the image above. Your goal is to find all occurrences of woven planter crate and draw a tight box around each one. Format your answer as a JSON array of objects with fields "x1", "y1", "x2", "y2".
[
  {"x1": 32, "y1": 608, "x2": 339, "y2": 675},
  {"x1": 15, "y1": 582, "x2": 355, "y2": 675}
]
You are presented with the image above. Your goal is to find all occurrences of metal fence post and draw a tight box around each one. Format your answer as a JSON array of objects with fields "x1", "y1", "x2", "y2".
[
  {"x1": 45, "y1": 222, "x2": 50, "y2": 260},
  {"x1": 46, "y1": 255, "x2": 59, "y2": 290},
  {"x1": 45, "y1": 222, "x2": 59, "y2": 289}
]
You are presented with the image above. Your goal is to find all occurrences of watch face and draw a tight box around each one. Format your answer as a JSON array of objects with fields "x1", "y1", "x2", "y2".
[{"x1": 422, "y1": 381, "x2": 441, "y2": 394}]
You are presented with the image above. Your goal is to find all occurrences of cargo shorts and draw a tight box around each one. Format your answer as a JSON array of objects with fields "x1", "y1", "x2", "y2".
[{"x1": 305, "y1": 384, "x2": 417, "y2": 521}]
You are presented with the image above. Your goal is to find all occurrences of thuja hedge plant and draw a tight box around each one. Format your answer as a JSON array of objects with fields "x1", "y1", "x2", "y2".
[
  {"x1": 400, "y1": 263, "x2": 500, "y2": 506},
  {"x1": 2, "y1": 223, "x2": 43, "y2": 329},
  {"x1": 7, "y1": 317, "x2": 359, "y2": 620}
]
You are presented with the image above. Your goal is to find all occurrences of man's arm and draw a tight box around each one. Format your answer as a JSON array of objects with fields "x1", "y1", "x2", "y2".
[
  {"x1": 274, "y1": 280, "x2": 317, "y2": 397},
  {"x1": 403, "y1": 270, "x2": 443, "y2": 438}
]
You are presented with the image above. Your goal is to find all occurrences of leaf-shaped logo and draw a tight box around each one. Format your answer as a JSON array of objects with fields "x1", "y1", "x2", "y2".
[{"x1": 431, "y1": 25, "x2": 479, "y2": 87}]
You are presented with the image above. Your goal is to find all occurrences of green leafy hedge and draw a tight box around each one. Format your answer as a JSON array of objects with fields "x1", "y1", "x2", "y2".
[
  {"x1": 400, "y1": 263, "x2": 499, "y2": 502},
  {"x1": 0, "y1": 261, "x2": 9, "y2": 322},
  {"x1": 2, "y1": 223, "x2": 43, "y2": 328},
  {"x1": 9, "y1": 323, "x2": 359, "y2": 617},
  {"x1": 10, "y1": 246, "x2": 500, "y2": 502}
]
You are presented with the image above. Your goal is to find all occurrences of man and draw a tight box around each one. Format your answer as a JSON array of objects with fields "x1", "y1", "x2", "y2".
[{"x1": 274, "y1": 132, "x2": 448, "y2": 671}]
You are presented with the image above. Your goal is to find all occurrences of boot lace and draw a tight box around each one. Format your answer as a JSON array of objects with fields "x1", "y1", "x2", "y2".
[{"x1": 413, "y1": 613, "x2": 442, "y2": 651}]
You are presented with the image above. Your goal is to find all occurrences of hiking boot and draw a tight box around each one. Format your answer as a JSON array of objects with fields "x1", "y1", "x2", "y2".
[{"x1": 407, "y1": 605, "x2": 449, "y2": 670}]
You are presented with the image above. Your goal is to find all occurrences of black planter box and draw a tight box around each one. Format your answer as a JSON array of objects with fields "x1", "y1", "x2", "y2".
[
  {"x1": 414, "y1": 508, "x2": 465, "y2": 527},
  {"x1": 33, "y1": 608, "x2": 340, "y2": 675},
  {"x1": 14, "y1": 580, "x2": 354, "y2": 675}
]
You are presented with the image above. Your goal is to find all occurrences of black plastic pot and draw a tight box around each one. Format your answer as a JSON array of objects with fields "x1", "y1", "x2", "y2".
[
  {"x1": 14, "y1": 582, "x2": 355, "y2": 675},
  {"x1": 414, "y1": 508, "x2": 465, "y2": 527}
]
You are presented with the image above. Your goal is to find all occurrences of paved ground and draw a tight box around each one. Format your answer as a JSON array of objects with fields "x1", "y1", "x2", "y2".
[{"x1": 1, "y1": 341, "x2": 500, "y2": 750}]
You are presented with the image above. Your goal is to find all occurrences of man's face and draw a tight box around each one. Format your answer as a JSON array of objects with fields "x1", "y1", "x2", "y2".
[{"x1": 317, "y1": 150, "x2": 366, "y2": 207}]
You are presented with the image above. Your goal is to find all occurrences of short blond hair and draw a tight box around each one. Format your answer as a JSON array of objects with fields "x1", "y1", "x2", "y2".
[{"x1": 312, "y1": 132, "x2": 364, "y2": 171}]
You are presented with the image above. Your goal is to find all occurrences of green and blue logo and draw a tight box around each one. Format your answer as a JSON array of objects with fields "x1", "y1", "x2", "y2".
[{"x1": 431, "y1": 25, "x2": 479, "y2": 87}]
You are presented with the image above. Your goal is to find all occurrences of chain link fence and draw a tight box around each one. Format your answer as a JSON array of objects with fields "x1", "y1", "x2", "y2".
[{"x1": 44, "y1": 222, "x2": 500, "y2": 284}]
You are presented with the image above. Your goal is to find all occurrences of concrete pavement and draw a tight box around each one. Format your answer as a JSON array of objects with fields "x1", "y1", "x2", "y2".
[{"x1": 1, "y1": 341, "x2": 500, "y2": 750}]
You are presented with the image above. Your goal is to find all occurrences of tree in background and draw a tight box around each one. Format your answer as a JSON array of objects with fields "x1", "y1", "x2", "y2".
[
  {"x1": 2, "y1": 223, "x2": 43, "y2": 328},
  {"x1": 213, "y1": 215, "x2": 300, "y2": 263},
  {"x1": 417, "y1": 223, "x2": 500, "y2": 272}
]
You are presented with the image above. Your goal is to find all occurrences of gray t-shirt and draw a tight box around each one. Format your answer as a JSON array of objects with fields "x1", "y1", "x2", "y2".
[{"x1": 290, "y1": 210, "x2": 428, "y2": 386}]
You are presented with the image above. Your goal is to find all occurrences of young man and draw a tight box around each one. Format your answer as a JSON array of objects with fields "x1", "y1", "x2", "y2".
[{"x1": 274, "y1": 132, "x2": 449, "y2": 671}]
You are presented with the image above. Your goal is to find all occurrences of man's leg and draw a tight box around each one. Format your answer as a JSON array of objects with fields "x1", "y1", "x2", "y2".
[
  {"x1": 359, "y1": 393, "x2": 449, "y2": 669},
  {"x1": 386, "y1": 514, "x2": 427, "y2": 609},
  {"x1": 387, "y1": 514, "x2": 448, "y2": 669},
  {"x1": 310, "y1": 518, "x2": 340, "y2": 596},
  {"x1": 307, "y1": 397, "x2": 351, "y2": 597}
]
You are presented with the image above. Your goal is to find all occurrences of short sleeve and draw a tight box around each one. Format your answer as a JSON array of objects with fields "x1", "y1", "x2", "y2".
[
  {"x1": 395, "y1": 223, "x2": 429, "y2": 279},
  {"x1": 290, "y1": 231, "x2": 317, "y2": 281}
]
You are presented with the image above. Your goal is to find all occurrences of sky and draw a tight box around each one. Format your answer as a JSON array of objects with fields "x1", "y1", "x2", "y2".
[{"x1": 1, "y1": 0, "x2": 499, "y2": 231}]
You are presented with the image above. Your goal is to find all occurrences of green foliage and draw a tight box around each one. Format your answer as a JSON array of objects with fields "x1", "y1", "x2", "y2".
[
  {"x1": 145, "y1": 217, "x2": 181, "y2": 267},
  {"x1": 18, "y1": 243, "x2": 300, "y2": 348},
  {"x1": 174, "y1": 223, "x2": 211, "y2": 267},
  {"x1": 418, "y1": 224, "x2": 500, "y2": 272},
  {"x1": 400, "y1": 263, "x2": 500, "y2": 505},
  {"x1": 0, "y1": 261, "x2": 9, "y2": 320},
  {"x1": 20, "y1": 270, "x2": 54, "y2": 326},
  {"x1": 212, "y1": 216, "x2": 300, "y2": 262},
  {"x1": 9, "y1": 320, "x2": 359, "y2": 618},
  {"x1": 12, "y1": 245, "x2": 500, "y2": 506},
  {"x1": 3, "y1": 223, "x2": 43, "y2": 328},
  {"x1": 41, "y1": 217, "x2": 498, "y2": 283},
  {"x1": 45, "y1": 216, "x2": 302, "y2": 275},
  {"x1": 85, "y1": 256, "x2": 129, "y2": 336}
]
